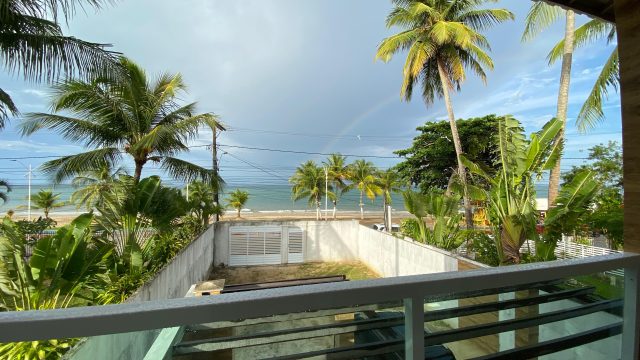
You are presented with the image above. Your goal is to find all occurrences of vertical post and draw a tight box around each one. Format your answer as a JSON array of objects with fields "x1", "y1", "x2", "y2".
[
  {"x1": 212, "y1": 123, "x2": 226, "y2": 222},
  {"x1": 623, "y1": 265, "x2": 640, "y2": 360},
  {"x1": 27, "y1": 163, "x2": 31, "y2": 221},
  {"x1": 403, "y1": 296, "x2": 424, "y2": 360},
  {"x1": 324, "y1": 166, "x2": 328, "y2": 221}
]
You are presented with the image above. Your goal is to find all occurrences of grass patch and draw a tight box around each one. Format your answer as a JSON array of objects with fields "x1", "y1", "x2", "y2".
[{"x1": 209, "y1": 261, "x2": 379, "y2": 285}]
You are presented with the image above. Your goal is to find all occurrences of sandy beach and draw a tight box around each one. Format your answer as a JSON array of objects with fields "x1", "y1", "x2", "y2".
[{"x1": 4, "y1": 210, "x2": 413, "y2": 227}]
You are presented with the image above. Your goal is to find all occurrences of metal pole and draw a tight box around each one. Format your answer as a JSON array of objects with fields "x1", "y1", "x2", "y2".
[
  {"x1": 324, "y1": 166, "x2": 328, "y2": 221},
  {"x1": 27, "y1": 164, "x2": 31, "y2": 221},
  {"x1": 186, "y1": 183, "x2": 189, "y2": 202},
  {"x1": 213, "y1": 126, "x2": 219, "y2": 222}
]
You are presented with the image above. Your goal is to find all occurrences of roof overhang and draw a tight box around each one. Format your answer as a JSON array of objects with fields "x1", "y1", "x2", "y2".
[{"x1": 541, "y1": 0, "x2": 615, "y2": 23}]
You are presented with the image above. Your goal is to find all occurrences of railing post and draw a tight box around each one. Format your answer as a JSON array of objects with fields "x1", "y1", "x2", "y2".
[
  {"x1": 623, "y1": 265, "x2": 640, "y2": 360},
  {"x1": 404, "y1": 296, "x2": 425, "y2": 360}
]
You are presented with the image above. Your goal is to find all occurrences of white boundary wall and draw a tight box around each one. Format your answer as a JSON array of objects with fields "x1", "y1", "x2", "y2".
[{"x1": 215, "y1": 220, "x2": 476, "y2": 276}]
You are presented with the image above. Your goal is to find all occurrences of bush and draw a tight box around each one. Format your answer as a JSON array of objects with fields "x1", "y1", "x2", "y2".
[
  {"x1": 466, "y1": 231, "x2": 499, "y2": 267},
  {"x1": 400, "y1": 218, "x2": 421, "y2": 241},
  {"x1": 15, "y1": 217, "x2": 56, "y2": 244}
]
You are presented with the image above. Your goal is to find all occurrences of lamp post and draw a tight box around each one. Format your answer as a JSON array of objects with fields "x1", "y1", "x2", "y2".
[
  {"x1": 11, "y1": 160, "x2": 32, "y2": 221},
  {"x1": 324, "y1": 166, "x2": 328, "y2": 221}
]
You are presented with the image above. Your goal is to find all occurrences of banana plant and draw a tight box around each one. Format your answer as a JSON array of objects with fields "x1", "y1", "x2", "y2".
[
  {"x1": 0, "y1": 213, "x2": 111, "y2": 310},
  {"x1": 461, "y1": 116, "x2": 562, "y2": 264}
]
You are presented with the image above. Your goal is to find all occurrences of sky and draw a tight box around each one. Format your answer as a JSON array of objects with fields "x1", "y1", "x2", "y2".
[{"x1": 0, "y1": 0, "x2": 622, "y2": 188}]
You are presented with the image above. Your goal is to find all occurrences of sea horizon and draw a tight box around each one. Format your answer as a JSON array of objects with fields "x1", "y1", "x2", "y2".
[{"x1": 0, "y1": 182, "x2": 551, "y2": 216}]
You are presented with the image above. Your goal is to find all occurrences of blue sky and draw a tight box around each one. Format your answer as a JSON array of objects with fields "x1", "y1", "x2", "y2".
[{"x1": 0, "y1": 0, "x2": 621, "y2": 187}]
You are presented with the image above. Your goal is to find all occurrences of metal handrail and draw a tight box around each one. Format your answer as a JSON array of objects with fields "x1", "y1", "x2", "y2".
[{"x1": 0, "y1": 253, "x2": 638, "y2": 344}]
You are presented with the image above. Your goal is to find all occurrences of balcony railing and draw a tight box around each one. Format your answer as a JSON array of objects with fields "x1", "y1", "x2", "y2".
[{"x1": 0, "y1": 253, "x2": 639, "y2": 359}]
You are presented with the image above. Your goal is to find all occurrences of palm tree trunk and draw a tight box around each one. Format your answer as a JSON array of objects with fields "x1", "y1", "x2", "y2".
[
  {"x1": 548, "y1": 10, "x2": 575, "y2": 207},
  {"x1": 236, "y1": 208, "x2": 241, "y2": 218},
  {"x1": 133, "y1": 160, "x2": 145, "y2": 184},
  {"x1": 436, "y1": 57, "x2": 473, "y2": 228},
  {"x1": 359, "y1": 190, "x2": 364, "y2": 220}
]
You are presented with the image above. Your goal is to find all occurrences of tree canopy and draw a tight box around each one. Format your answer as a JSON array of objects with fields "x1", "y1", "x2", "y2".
[{"x1": 395, "y1": 114, "x2": 500, "y2": 192}]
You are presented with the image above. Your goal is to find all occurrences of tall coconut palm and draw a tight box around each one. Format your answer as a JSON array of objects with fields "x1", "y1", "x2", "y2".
[
  {"x1": 227, "y1": 189, "x2": 249, "y2": 219},
  {"x1": 290, "y1": 161, "x2": 330, "y2": 220},
  {"x1": 0, "y1": 0, "x2": 119, "y2": 129},
  {"x1": 323, "y1": 153, "x2": 350, "y2": 219},
  {"x1": 522, "y1": 2, "x2": 575, "y2": 207},
  {"x1": 32, "y1": 189, "x2": 65, "y2": 219},
  {"x1": 71, "y1": 164, "x2": 128, "y2": 210},
  {"x1": 0, "y1": 180, "x2": 10, "y2": 204},
  {"x1": 377, "y1": 169, "x2": 406, "y2": 229},
  {"x1": 348, "y1": 160, "x2": 382, "y2": 220},
  {"x1": 547, "y1": 20, "x2": 619, "y2": 132},
  {"x1": 20, "y1": 58, "x2": 221, "y2": 184},
  {"x1": 376, "y1": 0, "x2": 514, "y2": 228}
]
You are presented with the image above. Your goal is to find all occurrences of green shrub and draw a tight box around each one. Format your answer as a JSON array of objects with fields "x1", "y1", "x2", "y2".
[
  {"x1": 400, "y1": 218, "x2": 421, "y2": 241},
  {"x1": 466, "y1": 231, "x2": 499, "y2": 267}
]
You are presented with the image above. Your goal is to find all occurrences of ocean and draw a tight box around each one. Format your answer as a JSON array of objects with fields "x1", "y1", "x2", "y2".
[{"x1": 0, "y1": 183, "x2": 550, "y2": 216}]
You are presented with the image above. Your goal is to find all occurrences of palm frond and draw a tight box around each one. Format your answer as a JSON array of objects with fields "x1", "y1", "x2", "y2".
[
  {"x1": 576, "y1": 48, "x2": 619, "y2": 132},
  {"x1": 521, "y1": 1, "x2": 564, "y2": 42},
  {"x1": 20, "y1": 113, "x2": 118, "y2": 146},
  {"x1": 40, "y1": 147, "x2": 122, "y2": 183},
  {"x1": 0, "y1": 20, "x2": 120, "y2": 82},
  {"x1": 0, "y1": 88, "x2": 18, "y2": 129},
  {"x1": 160, "y1": 157, "x2": 222, "y2": 185},
  {"x1": 547, "y1": 19, "x2": 615, "y2": 64},
  {"x1": 457, "y1": 9, "x2": 514, "y2": 31}
]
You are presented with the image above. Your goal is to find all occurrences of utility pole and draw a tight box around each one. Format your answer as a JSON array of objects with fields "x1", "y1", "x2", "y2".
[{"x1": 212, "y1": 122, "x2": 226, "y2": 222}]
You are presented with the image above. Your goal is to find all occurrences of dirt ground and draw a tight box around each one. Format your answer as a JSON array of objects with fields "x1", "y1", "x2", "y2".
[{"x1": 208, "y1": 261, "x2": 380, "y2": 285}]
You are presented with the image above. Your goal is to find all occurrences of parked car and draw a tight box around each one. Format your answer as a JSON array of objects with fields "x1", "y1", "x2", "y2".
[{"x1": 372, "y1": 224, "x2": 400, "y2": 232}]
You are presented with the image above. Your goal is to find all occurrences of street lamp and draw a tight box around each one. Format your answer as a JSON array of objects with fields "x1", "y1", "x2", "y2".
[
  {"x1": 324, "y1": 166, "x2": 329, "y2": 221},
  {"x1": 11, "y1": 160, "x2": 32, "y2": 221}
]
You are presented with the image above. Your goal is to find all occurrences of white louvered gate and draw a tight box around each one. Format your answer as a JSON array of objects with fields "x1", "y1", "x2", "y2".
[
  {"x1": 229, "y1": 226, "x2": 304, "y2": 266},
  {"x1": 287, "y1": 227, "x2": 303, "y2": 263}
]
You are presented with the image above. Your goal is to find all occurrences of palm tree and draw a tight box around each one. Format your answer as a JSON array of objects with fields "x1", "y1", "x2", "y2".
[
  {"x1": 227, "y1": 189, "x2": 249, "y2": 219},
  {"x1": 323, "y1": 153, "x2": 350, "y2": 219},
  {"x1": 348, "y1": 160, "x2": 382, "y2": 220},
  {"x1": 522, "y1": 2, "x2": 576, "y2": 207},
  {"x1": 71, "y1": 164, "x2": 128, "y2": 210},
  {"x1": 20, "y1": 57, "x2": 221, "y2": 184},
  {"x1": 0, "y1": 180, "x2": 11, "y2": 204},
  {"x1": 376, "y1": 0, "x2": 514, "y2": 228},
  {"x1": 377, "y1": 169, "x2": 405, "y2": 230},
  {"x1": 186, "y1": 181, "x2": 224, "y2": 226},
  {"x1": 0, "y1": 0, "x2": 119, "y2": 129},
  {"x1": 547, "y1": 20, "x2": 619, "y2": 132},
  {"x1": 32, "y1": 189, "x2": 65, "y2": 218},
  {"x1": 290, "y1": 161, "x2": 329, "y2": 220}
]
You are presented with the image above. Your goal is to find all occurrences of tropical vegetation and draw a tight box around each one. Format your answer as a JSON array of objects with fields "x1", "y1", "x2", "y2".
[
  {"x1": 523, "y1": 2, "x2": 576, "y2": 206},
  {"x1": 32, "y1": 189, "x2": 65, "y2": 219},
  {"x1": 71, "y1": 165, "x2": 128, "y2": 210},
  {"x1": 20, "y1": 57, "x2": 221, "y2": 184},
  {"x1": 0, "y1": 0, "x2": 119, "y2": 129},
  {"x1": 0, "y1": 180, "x2": 10, "y2": 204},
  {"x1": 395, "y1": 115, "x2": 499, "y2": 192},
  {"x1": 348, "y1": 160, "x2": 382, "y2": 220},
  {"x1": 376, "y1": 0, "x2": 514, "y2": 227},
  {"x1": 227, "y1": 189, "x2": 250, "y2": 219},
  {"x1": 462, "y1": 116, "x2": 598, "y2": 264},
  {"x1": 290, "y1": 161, "x2": 329, "y2": 220},
  {"x1": 402, "y1": 189, "x2": 466, "y2": 251},
  {"x1": 323, "y1": 154, "x2": 350, "y2": 219}
]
